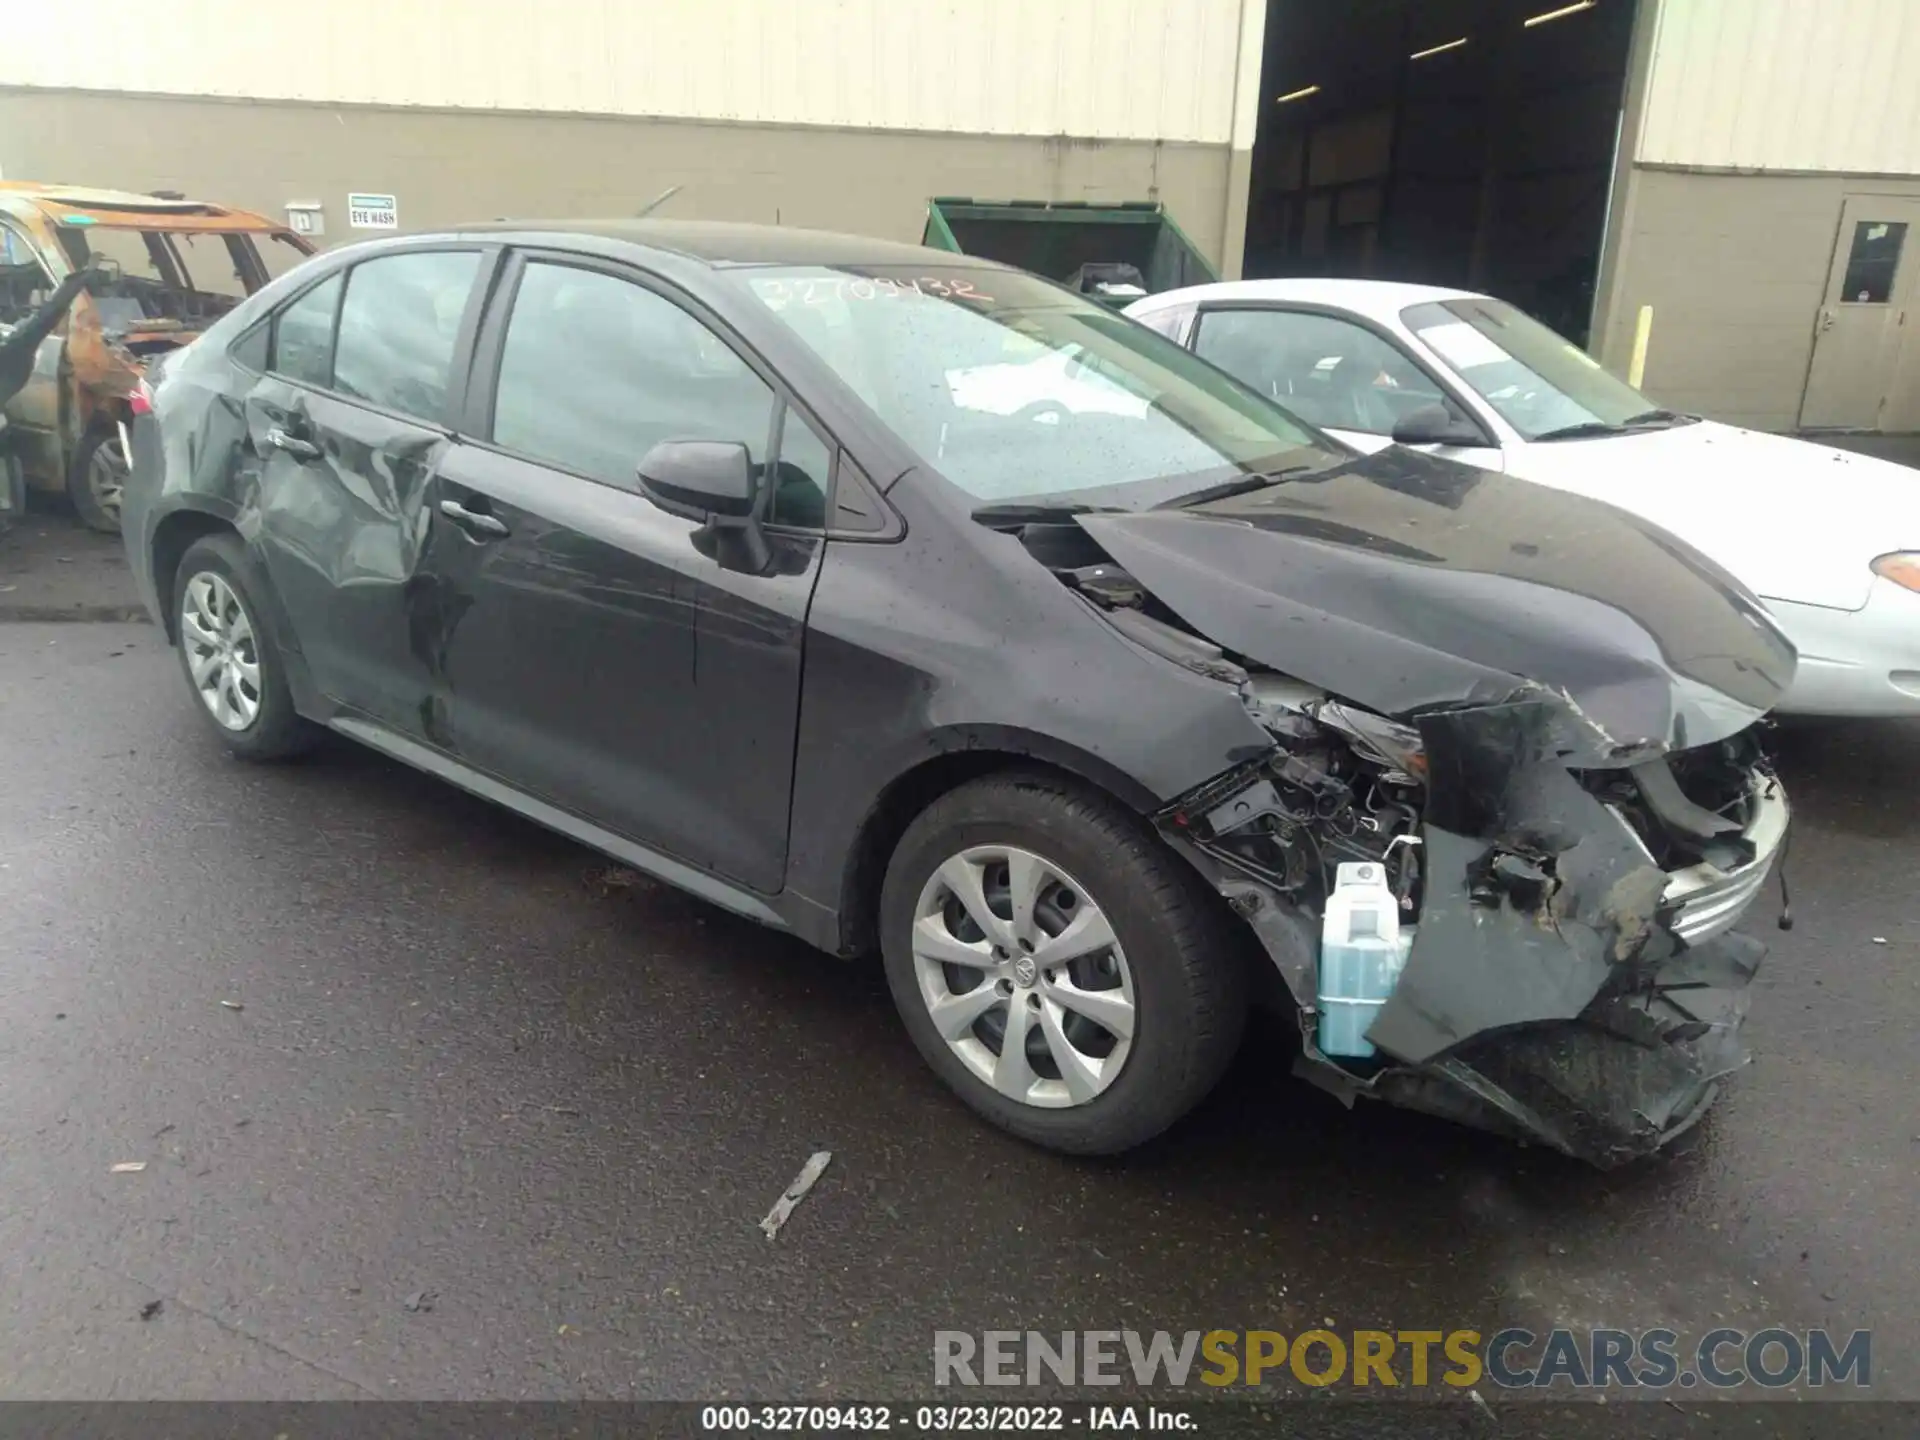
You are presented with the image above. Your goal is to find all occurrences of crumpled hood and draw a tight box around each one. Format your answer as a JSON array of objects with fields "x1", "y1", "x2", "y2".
[
  {"x1": 1507, "y1": 421, "x2": 1920, "y2": 611},
  {"x1": 1079, "y1": 446, "x2": 1796, "y2": 755}
]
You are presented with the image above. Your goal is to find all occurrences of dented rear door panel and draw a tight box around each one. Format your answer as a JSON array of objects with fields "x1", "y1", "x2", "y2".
[{"x1": 244, "y1": 375, "x2": 447, "y2": 736}]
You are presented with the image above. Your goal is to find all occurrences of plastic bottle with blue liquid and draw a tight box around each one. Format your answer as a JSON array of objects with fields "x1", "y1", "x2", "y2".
[{"x1": 1317, "y1": 861, "x2": 1415, "y2": 1060}]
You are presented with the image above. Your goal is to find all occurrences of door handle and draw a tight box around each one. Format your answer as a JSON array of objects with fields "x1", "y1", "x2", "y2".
[
  {"x1": 265, "y1": 425, "x2": 321, "y2": 461},
  {"x1": 439, "y1": 497, "x2": 509, "y2": 538},
  {"x1": 1818, "y1": 308, "x2": 1836, "y2": 333}
]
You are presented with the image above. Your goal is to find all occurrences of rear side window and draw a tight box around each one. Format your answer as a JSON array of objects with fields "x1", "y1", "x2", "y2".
[
  {"x1": 333, "y1": 251, "x2": 480, "y2": 424},
  {"x1": 270, "y1": 272, "x2": 343, "y2": 388},
  {"x1": 491, "y1": 260, "x2": 776, "y2": 491}
]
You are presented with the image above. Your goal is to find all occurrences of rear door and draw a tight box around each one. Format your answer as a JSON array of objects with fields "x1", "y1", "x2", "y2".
[
  {"x1": 1190, "y1": 304, "x2": 1504, "y2": 470},
  {"x1": 242, "y1": 247, "x2": 488, "y2": 734},
  {"x1": 421, "y1": 251, "x2": 827, "y2": 891}
]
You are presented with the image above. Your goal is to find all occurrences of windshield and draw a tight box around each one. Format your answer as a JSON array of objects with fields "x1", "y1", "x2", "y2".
[
  {"x1": 734, "y1": 265, "x2": 1335, "y2": 509},
  {"x1": 1402, "y1": 297, "x2": 1686, "y2": 441}
]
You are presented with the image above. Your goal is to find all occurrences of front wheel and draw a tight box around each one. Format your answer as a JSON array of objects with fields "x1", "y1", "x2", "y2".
[{"x1": 880, "y1": 773, "x2": 1248, "y2": 1155}]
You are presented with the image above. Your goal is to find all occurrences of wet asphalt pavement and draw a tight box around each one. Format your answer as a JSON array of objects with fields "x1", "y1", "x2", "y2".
[{"x1": 1, "y1": 621, "x2": 1916, "y2": 1424}]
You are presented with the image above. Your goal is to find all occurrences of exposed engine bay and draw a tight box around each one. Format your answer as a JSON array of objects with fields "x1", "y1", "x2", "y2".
[{"x1": 1000, "y1": 509, "x2": 1790, "y2": 1167}]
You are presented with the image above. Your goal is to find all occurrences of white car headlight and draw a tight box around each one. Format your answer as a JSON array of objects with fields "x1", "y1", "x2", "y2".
[{"x1": 1871, "y1": 552, "x2": 1920, "y2": 594}]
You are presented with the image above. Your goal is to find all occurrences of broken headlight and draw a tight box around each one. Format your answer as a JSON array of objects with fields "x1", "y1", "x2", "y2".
[
  {"x1": 1244, "y1": 675, "x2": 1427, "y2": 786},
  {"x1": 1314, "y1": 701, "x2": 1428, "y2": 785}
]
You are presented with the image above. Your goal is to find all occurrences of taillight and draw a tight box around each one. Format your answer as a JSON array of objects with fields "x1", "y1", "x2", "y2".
[{"x1": 129, "y1": 378, "x2": 155, "y2": 416}]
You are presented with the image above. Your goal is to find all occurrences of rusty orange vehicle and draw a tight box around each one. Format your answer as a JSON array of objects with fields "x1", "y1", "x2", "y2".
[{"x1": 0, "y1": 183, "x2": 316, "y2": 531}]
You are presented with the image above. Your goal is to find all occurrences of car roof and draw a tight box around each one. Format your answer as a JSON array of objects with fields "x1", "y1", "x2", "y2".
[
  {"x1": 0, "y1": 180, "x2": 295, "y2": 234},
  {"x1": 453, "y1": 218, "x2": 1001, "y2": 270},
  {"x1": 1130, "y1": 276, "x2": 1479, "y2": 324}
]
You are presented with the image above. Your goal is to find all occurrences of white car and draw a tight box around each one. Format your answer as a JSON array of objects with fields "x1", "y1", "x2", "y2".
[{"x1": 1126, "y1": 279, "x2": 1920, "y2": 718}]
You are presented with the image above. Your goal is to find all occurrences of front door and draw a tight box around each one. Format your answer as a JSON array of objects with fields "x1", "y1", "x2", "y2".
[
  {"x1": 424, "y1": 253, "x2": 823, "y2": 892},
  {"x1": 1800, "y1": 196, "x2": 1920, "y2": 431}
]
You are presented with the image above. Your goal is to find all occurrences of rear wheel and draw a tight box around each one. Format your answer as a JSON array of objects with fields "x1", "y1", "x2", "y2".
[
  {"x1": 880, "y1": 773, "x2": 1247, "y2": 1155},
  {"x1": 68, "y1": 426, "x2": 128, "y2": 534},
  {"x1": 171, "y1": 534, "x2": 316, "y2": 760}
]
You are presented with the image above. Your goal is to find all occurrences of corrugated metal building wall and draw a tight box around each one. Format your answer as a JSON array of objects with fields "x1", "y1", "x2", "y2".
[
  {"x1": 3, "y1": 0, "x2": 1245, "y2": 142},
  {"x1": 1598, "y1": 0, "x2": 1920, "y2": 430},
  {"x1": 1637, "y1": 0, "x2": 1920, "y2": 174},
  {"x1": 0, "y1": 0, "x2": 1261, "y2": 273}
]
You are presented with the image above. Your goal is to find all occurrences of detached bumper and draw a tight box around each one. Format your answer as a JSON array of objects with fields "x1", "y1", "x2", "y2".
[{"x1": 1376, "y1": 932, "x2": 1764, "y2": 1167}]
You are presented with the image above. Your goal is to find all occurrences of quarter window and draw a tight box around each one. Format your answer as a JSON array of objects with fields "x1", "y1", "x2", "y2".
[
  {"x1": 269, "y1": 271, "x2": 343, "y2": 389},
  {"x1": 768, "y1": 408, "x2": 833, "y2": 527},
  {"x1": 1194, "y1": 308, "x2": 1443, "y2": 436},
  {"x1": 332, "y1": 251, "x2": 480, "y2": 424},
  {"x1": 491, "y1": 260, "x2": 776, "y2": 492}
]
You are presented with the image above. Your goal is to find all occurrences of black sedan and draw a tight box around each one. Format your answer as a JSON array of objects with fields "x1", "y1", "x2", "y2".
[{"x1": 124, "y1": 221, "x2": 1795, "y2": 1164}]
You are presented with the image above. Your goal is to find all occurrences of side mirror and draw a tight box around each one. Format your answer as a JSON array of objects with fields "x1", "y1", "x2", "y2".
[
  {"x1": 1391, "y1": 403, "x2": 1484, "y2": 449},
  {"x1": 636, "y1": 439, "x2": 770, "y2": 574}
]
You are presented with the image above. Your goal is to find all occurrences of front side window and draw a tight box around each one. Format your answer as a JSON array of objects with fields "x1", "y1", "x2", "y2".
[
  {"x1": 491, "y1": 261, "x2": 776, "y2": 491},
  {"x1": 1402, "y1": 297, "x2": 1680, "y2": 441},
  {"x1": 270, "y1": 271, "x2": 343, "y2": 389},
  {"x1": 333, "y1": 251, "x2": 480, "y2": 424},
  {"x1": 733, "y1": 266, "x2": 1334, "y2": 510},
  {"x1": 1194, "y1": 308, "x2": 1446, "y2": 436}
]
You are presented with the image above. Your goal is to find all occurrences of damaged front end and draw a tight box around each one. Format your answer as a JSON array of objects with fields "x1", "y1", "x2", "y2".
[
  {"x1": 999, "y1": 448, "x2": 1800, "y2": 1166},
  {"x1": 1160, "y1": 681, "x2": 1786, "y2": 1168}
]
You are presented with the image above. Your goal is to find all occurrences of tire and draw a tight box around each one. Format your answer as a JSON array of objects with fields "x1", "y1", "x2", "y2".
[
  {"x1": 879, "y1": 772, "x2": 1248, "y2": 1155},
  {"x1": 170, "y1": 533, "x2": 317, "y2": 760},
  {"x1": 68, "y1": 426, "x2": 129, "y2": 535}
]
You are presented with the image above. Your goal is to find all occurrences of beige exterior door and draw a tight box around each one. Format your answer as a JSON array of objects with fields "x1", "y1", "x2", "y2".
[{"x1": 1800, "y1": 196, "x2": 1920, "y2": 430}]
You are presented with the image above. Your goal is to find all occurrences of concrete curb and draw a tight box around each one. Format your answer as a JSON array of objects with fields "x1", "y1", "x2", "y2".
[{"x1": 0, "y1": 604, "x2": 152, "y2": 623}]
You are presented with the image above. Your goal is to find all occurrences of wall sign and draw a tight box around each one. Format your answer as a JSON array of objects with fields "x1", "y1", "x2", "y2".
[{"x1": 347, "y1": 193, "x2": 398, "y2": 230}]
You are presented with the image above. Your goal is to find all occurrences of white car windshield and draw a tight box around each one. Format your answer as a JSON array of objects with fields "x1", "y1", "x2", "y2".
[
  {"x1": 737, "y1": 265, "x2": 1337, "y2": 509},
  {"x1": 1402, "y1": 297, "x2": 1694, "y2": 442}
]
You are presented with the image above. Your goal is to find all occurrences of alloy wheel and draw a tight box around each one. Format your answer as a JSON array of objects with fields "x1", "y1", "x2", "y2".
[
  {"x1": 910, "y1": 845, "x2": 1137, "y2": 1108},
  {"x1": 180, "y1": 572, "x2": 262, "y2": 731}
]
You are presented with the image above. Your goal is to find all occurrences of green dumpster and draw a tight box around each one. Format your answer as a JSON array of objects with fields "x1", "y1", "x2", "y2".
[{"x1": 921, "y1": 198, "x2": 1217, "y2": 305}]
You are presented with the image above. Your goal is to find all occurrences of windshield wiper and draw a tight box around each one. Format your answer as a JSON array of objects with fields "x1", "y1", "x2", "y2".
[
  {"x1": 970, "y1": 501, "x2": 1126, "y2": 526},
  {"x1": 1158, "y1": 462, "x2": 1321, "y2": 509},
  {"x1": 1534, "y1": 409, "x2": 1702, "y2": 443},
  {"x1": 1531, "y1": 420, "x2": 1627, "y2": 442}
]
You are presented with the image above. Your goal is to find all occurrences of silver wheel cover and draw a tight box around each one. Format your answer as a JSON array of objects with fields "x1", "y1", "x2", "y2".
[
  {"x1": 911, "y1": 845, "x2": 1137, "y2": 1109},
  {"x1": 180, "y1": 572, "x2": 263, "y2": 731}
]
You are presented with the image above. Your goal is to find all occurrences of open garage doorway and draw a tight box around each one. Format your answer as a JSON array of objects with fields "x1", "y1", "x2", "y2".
[{"x1": 1244, "y1": 0, "x2": 1641, "y2": 347}]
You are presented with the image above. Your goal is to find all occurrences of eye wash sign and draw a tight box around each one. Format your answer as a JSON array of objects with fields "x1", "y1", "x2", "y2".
[{"x1": 347, "y1": 193, "x2": 398, "y2": 230}]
